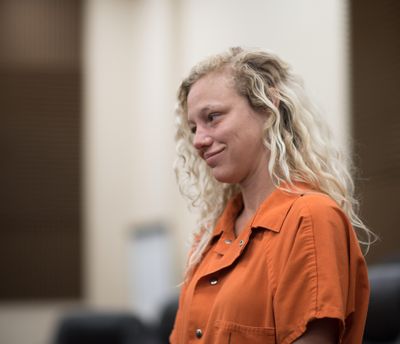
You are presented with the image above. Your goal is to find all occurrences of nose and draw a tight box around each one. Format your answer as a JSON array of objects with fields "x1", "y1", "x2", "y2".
[{"x1": 193, "y1": 128, "x2": 213, "y2": 150}]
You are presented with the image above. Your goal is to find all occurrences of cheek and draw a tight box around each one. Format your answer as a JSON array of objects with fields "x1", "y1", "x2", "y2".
[{"x1": 230, "y1": 130, "x2": 263, "y2": 154}]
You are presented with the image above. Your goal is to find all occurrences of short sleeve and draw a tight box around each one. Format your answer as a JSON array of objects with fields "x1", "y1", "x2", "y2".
[{"x1": 273, "y1": 194, "x2": 352, "y2": 343}]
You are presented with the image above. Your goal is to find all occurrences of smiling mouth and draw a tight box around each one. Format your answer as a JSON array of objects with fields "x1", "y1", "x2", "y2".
[{"x1": 204, "y1": 148, "x2": 225, "y2": 161}]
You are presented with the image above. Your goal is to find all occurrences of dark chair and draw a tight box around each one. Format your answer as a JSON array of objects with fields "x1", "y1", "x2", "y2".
[
  {"x1": 53, "y1": 312, "x2": 156, "y2": 344},
  {"x1": 53, "y1": 294, "x2": 179, "y2": 344},
  {"x1": 363, "y1": 263, "x2": 400, "y2": 344},
  {"x1": 156, "y1": 296, "x2": 179, "y2": 343}
]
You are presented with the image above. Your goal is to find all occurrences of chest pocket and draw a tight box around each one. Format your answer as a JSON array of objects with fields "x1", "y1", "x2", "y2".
[{"x1": 214, "y1": 320, "x2": 276, "y2": 344}]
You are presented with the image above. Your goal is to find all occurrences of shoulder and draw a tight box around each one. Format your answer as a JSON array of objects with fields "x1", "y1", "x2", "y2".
[
  {"x1": 292, "y1": 191, "x2": 341, "y2": 212},
  {"x1": 289, "y1": 192, "x2": 350, "y2": 229},
  {"x1": 278, "y1": 192, "x2": 353, "y2": 253}
]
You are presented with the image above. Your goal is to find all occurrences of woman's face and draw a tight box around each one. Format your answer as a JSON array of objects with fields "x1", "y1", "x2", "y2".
[{"x1": 187, "y1": 71, "x2": 269, "y2": 185}]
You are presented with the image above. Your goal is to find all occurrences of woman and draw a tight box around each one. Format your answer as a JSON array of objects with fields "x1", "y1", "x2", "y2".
[{"x1": 170, "y1": 47, "x2": 373, "y2": 343}]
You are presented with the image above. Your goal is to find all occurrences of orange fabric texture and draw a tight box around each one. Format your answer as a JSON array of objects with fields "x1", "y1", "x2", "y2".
[{"x1": 170, "y1": 188, "x2": 369, "y2": 344}]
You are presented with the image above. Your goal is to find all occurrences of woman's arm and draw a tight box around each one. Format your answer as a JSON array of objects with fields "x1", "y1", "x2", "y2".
[{"x1": 292, "y1": 318, "x2": 339, "y2": 344}]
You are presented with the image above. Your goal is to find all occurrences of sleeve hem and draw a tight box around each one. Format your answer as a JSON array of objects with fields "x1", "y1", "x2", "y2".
[{"x1": 279, "y1": 308, "x2": 346, "y2": 344}]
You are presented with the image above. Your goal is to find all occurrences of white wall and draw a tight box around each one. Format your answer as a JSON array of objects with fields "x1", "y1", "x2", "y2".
[
  {"x1": 179, "y1": 0, "x2": 350, "y2": 149},
  {"x1": 82, "y1": 0, "x2": 350, "y2": 312},
  {"x1": 83, "y1": 0, "x2": 184, "y2": 309},
  {"x1": 84, "y1": 0, "x2": 351, "y2": 310}
]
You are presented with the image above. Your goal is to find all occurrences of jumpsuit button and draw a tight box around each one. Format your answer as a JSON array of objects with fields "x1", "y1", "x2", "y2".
[
  {"x1": 209, "y1": 278, "x2": 218, "y2": 285},
  {"x1": 195, "y1": 328, "x2": 203, "y2": 338}
]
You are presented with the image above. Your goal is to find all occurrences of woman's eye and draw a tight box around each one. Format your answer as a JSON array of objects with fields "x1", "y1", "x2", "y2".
[
  {"x1": 190, "y1": 126, "x2": 196, "y2": 134},
  {"x1": 207, "y1": 113, "x2": 219, "y2": 121}
]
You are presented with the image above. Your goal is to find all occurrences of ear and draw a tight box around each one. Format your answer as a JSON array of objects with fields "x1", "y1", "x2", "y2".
[{"x1": 268, "y1": 87, "x2": 280, "y2": 108}]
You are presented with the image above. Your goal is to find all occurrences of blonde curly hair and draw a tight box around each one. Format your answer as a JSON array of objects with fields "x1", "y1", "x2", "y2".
[{"x1": 174, "y1": 47, "x2": 374, "y2": 277}]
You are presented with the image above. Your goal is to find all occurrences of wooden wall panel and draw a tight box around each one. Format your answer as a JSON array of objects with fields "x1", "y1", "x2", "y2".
[
  {"x1": 0, "y1": 0, "x2": 81, "y2": 299},
  {"x1": 351, "y1": 0, "x2": 400, "y2": 264}
]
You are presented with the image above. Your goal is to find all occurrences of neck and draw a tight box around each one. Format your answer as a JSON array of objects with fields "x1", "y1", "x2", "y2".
[{"x1": 238, "y1": 159, "x2": 275, "y2": 219}]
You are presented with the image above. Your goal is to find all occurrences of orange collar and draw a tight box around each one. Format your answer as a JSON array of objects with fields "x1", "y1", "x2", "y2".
[{"x1": 211, "y1": 185, "x2": 312, "y2": 239}]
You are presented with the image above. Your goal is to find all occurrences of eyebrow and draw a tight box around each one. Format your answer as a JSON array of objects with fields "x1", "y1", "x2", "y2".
[{"x1": 187, "y1": 105, "x2": 219, "y2": 124}]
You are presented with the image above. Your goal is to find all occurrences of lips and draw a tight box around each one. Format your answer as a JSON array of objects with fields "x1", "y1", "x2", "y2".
[{"x1": 203, "y1": 148, "x2": 225, "y2": 162}]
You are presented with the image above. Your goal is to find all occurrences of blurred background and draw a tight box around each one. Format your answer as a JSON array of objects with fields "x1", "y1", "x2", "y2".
[{"x1": 0, "y1": 0, "x2": 398, "y2": 343}]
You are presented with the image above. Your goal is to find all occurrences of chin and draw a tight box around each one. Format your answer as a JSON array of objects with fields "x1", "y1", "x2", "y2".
[{"x1": 212, "y1": 167, "x2": 241, "y2": 184}]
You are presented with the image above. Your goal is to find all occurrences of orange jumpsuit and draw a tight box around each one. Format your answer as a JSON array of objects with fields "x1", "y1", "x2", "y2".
[{"x1": 170, "y1": 187, "x2": 369, "y2": 343}]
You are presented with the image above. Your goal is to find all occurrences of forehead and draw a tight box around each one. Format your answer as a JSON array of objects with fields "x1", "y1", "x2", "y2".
[{"x1": 187, "y1": 71, "x2": 237, "y2": 114}]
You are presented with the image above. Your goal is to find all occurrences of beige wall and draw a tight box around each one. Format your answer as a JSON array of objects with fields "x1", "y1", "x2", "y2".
[
  {"x1": 0, "y1": 0, "x2": 350, "y2": 343},
  {"x1": 83, "y1": 0, "x2": 186, "y2": 309},
  {"x1": 179, "y1": 0, "x2": 350, "y2": 150},
  {"x1": 84, "y1": 0, "x2": 351, "y2": 310}
]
